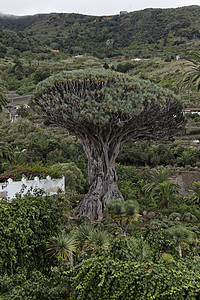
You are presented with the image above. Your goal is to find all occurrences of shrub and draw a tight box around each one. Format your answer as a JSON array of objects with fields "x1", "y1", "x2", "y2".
[
  {"x1": 64, "y1": 256, "x2": 200, "y2": 299},
  {"x1": 169, "y1": 212, "x2": 181, "y2": 221},
  {"x1": 0, "y1": 268, "x2": 68, "y2": 300},
  {"x1": 0, "y1": 164, "x2": 60, "y2": 182},
  {"x1": 182, "y1": 212, "x2": 198, "y2": 223},
  {"x1": 50, "y1": 162, "x2": 86, "y2": 193},
  {"x1": 0, "y1": 190, "x2": 69, "y2": 275}
]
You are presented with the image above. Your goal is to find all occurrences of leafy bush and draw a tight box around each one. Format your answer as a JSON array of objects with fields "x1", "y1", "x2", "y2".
[
  {"x1": 169, "y1": 212, "x2": 181, "y2": 221},
  {"x1": 64, "y1": 256, "x2": 200, "y2": 299},
  {"x1": 182, "y1": 212, "x2": 198, "y2": 223},
  {"x1": 157, "y1": 205, "x2": 200, "y2": 221},
  {"x1": 0, "y1": 190, "x2": 69, "y2": 275},
  {"x1": 0, "y1": 164, "x2": 60, "y2": 182},
  {"x1": 50, "y1": 162, "x2": 86, "y2": 193},
  {"x1": 0, "y1": 268, "x2": 68, "y2": 300}
]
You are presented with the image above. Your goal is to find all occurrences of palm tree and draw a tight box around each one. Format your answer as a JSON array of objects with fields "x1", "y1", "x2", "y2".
[
  {"x1": 189, "y1": 181, "x2": 200, "y2": 205},
  {"x1": 151, "y1": 181, "x2": 180, "y2": 208},
  {"x1": 0, "y1": 142, "x2": 12, "y2": 170},
  {"x1": 179, "y1": 51, "x2": 200, "y2": 91},
  {"x1": 4, "y1": 146, "x2": 26, "y2": 169},
  {"x1": 177, "y1": 148, "x2": 197, "y2": 167},
  {"x1": 46, "y1": 230, "x2": 77, "y2": 266},
  {"x1": 0, "y1": 78, "x2": 8, "y2": 111},
  {"x1": 143, "y1": 167, "x2": 170, "y2": 194}
]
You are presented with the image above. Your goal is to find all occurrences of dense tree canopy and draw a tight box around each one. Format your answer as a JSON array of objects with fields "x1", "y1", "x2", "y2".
[{"x1": 31, "y1": 69, "x2": 184, "y2": 220}]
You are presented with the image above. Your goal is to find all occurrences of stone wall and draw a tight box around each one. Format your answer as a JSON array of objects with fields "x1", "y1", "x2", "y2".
[{"x1": 170, "y1": 170, "x2": 200, "y2": 195}]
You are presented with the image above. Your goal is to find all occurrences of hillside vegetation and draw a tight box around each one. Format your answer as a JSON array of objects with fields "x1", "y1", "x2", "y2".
[{"x1": 0, "y1": 5, "x2": 200, "y2": 58}]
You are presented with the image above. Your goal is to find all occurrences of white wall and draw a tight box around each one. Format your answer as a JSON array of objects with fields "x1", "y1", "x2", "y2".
[{"x1": 0, "y1": 176, "x2": 65, "y2": 200}]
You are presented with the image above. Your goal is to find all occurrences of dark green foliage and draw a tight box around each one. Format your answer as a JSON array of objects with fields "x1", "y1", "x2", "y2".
[
  {"x1": 187, "y1": 127, "x2": 200, "y2": 135},
  {"x1": 106, "y1": 199, "x2": 139, "y2": 235},
  {"x1": 115, "y1": 62, "x2": 135, "y2": 73},
  {"x1": 185, "y1": 113, "x2": 200, "y2": 122},
  {"x1": 50, "y1": 162, "x2": 86, "y2": 193},
  {"x1": 0, "y1": 190, "x2": 69, "y2": 275},
  {"x1": 103, "y1": 62, "x2": 109, "y2": 69},
  {"x1": 64, "y1": 256, "x2": 200, "y2": 299},
  {"x1": 0, "y1": 78, "x2": 8, "y2": 111},
  {"x1": 177, "y1": 148, "x2": 200, "y2": 167},
  {"x1": 0, "y1": 269, "x2": 68, "y2": 300},
  {"x1": 33, "y1": 67, "x2": 51, "y2": 84},
  {"x1": 156, "y1": 204, "x2": 200, "y2": 221},
  {"x1": 17, "y1": 105, "x2": 30, "y2": 118},
  {"x1": 118, "y1": 141, "x2": 200, "y2": 168},
  {"x1": 186, "y1": 182, "x2": 200, "y2": 205}
]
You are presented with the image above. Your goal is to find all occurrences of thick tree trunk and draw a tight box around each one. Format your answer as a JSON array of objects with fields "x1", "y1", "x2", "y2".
[{"x1": 77, "y1": 139, "x2": 123, "y2": 220}]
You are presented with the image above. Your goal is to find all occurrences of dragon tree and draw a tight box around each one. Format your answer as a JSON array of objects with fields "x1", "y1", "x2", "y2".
[{"x1": 31, "y1": 69, "x2": 184, "y2": 220}]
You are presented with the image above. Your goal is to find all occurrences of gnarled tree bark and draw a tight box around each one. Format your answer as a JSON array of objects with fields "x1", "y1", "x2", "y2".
[{"x1": 77, "y1": 137, "x2": 123, "y2": 220}]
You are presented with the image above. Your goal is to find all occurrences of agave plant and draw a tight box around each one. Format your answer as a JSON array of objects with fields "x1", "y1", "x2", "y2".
[{"x1": 46, "y1": 230, "x2": 77, "y2": 266}]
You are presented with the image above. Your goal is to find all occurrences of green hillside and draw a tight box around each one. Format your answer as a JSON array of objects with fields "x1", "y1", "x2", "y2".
[
  {"x1": 0, "y1": 6, "x2": 200, "y2": 106},
  {"x1": 0, "y1": 5, "x2": 200, "y2": 58}
]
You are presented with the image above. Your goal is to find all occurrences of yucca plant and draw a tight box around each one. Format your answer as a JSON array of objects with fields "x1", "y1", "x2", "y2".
[
  {"x1": 86, "y1": 229, "x2": 110, "y2": 253},
  {"x1": 165, "y1": 225, "x2": 196, "y2": 258},
  {"x1": 106, "y1": 199, "x2": 139, "y2": 236},
  {"x1": 46, "y1": 230, "x2": 77, "y2": 266},
  {"x1": 74, "y1": 223, "x2": 95, "y2": 251}
]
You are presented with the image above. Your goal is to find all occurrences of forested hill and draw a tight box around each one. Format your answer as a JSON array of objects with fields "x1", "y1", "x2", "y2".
[{"x1": 0, "y1": 5, "x2": 200, "y2": 57}]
